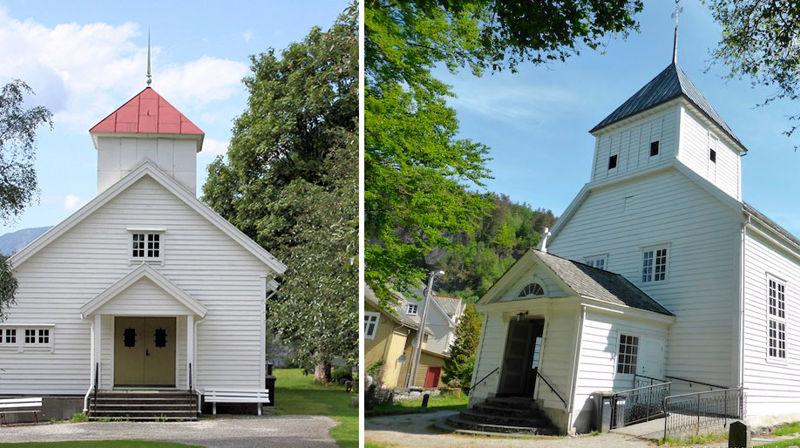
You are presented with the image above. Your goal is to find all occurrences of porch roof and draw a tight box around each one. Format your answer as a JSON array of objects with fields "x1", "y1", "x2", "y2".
[
  {"x1": 535, "y1": 250, "x2": 673, "y2": 316},
  {"x1": 80, "y1": 263, "x2": 208, "y2": 318}
]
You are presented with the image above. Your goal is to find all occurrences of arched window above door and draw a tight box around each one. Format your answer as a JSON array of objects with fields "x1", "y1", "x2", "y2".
[{"x1": 518, "y1": 282, "x2": 545, "y2": 298}]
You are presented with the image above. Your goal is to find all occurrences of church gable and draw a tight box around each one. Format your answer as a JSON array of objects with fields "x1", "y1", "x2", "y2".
[{"x1": 495, "y1": 258, "x2": 570, "y2": 303}]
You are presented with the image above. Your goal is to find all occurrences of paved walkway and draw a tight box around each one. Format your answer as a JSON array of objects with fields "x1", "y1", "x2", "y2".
[
  {"x1": 365, "y1": 411, "x2": 655, "y2": 448},
  {"x1": 0, "y1": 415, "x2": 338, "y2": 448}
]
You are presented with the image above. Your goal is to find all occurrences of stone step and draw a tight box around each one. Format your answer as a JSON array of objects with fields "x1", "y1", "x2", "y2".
[
  {"x1": 93, "y1": 397, "x2": 196, "y2": 404},
  {"x1": 484, "y1": 396, "x2": 538, "y2": 410},
  {"x1": 95, "y1": 392, "x2": 195, "y2": 399},
  {"x1": 472, "y1": 402, "x2": 540, "y2": 418},
  {"x1": 93, "y1": 404, "x2": 197, "y2": 411},
  {"x1": 89, "y1": 415, "x2": 197, "y2": 422},
  {"x1": 445, "y1": 416, "x2": 558, "y2": 436},
  {"x1": 459, "y1": 409, "x2": 550, "y2": 428}
]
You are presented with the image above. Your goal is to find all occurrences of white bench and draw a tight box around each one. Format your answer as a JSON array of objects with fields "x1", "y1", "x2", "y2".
[
  {"x1": 0, "y1": 397, "x2": 43, "y2": 424},
  {"x1": 204, "y1": 388, "x2": 270, "y2": 416}
]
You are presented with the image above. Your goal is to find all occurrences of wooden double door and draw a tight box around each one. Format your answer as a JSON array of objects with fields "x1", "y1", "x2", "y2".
[
  {"x1": 114, "y1": 317, "x2": 176, "y2": 387},
  {"x1": 497, "y1": 318, "x2": 544, "y2": 397}
]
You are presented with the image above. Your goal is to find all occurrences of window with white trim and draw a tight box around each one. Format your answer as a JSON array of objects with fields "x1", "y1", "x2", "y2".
[
  {"x1": 616, "y1": 334, "x2": 639, "y2": 374},
  {"x1": 584, "y1": 255, "x2": 608, "y2": 270},
  {"x1": 131, "y1": 233, "x2": 161, "y2": 260},
  {"x1": 768, "y1": 276, "x2": 786, "y2": 360},
  {"x1": 518, "y1": 282, "x2": 545, "y2": 297},
  {"x1": 642, "y1": 247, "x2": 668, "y2": 283},
  {"x1": 364, "y1": 312, "x2": 380, "y2": 340},
  {"x1": 3, "y1": 328, "x2": 15, "y2": 344},
  {"x1": 406, "y1": 304, "x2": 418, "y2": 315}
]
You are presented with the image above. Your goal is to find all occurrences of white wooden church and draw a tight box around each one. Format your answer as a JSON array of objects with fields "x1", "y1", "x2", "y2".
[
  {"x1": 0, "y1": 80, "x2": 284, "y2": 420},
  {"x1": 461, "y1": 58, "x2": 800, "y2": 435}
]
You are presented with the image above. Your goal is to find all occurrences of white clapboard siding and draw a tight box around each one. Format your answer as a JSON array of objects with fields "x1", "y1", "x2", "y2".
[
  {"x1": 570, "y1": 311, "x2": 668, "y2": 432},
  {"x1": 742, "y1": 228, "x2": 800, "y2": 416},
  {"x1": 536, "y1": 306, "x2": 579, "y2": 411},
  {"x1": 470, "y1": 313, "x2": 504, "y2": 404},
  {"x1": 677, "y1": 106, "x2": 741, "y2": 200},
  {"x1": 0, "y1": 175, "x2": 268, "y2": 395},
  {"x1": 549, "y1": 169, "x2": 742, "y2": 389},
  {"x1": 592, "y1": 106, "x2": 679, "y2": 182},
  {"x1": 97, "y1": 137, "x2": 197, "y2": 194}
]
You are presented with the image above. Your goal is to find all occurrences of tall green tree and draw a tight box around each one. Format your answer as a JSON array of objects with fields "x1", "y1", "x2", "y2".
[
  {"x1": 365, "y1": 0, "x2": 642, "y2": 308},
  {"x1": 203, "y1": 4, "x2": 357, "y2": 382},
  {"x1": 709, "y1": 0, "x2": 800, "y2": 141},
  {"x1": 443, "y1": 302, "x2": 482, "y2": 390},
  {"x1": 0, "y1": 79, "x2": 52, "y2": 319}
]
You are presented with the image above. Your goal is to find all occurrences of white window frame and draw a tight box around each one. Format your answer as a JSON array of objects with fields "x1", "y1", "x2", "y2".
[
  {"x1": 584, "y1": 254, "x2": 608, "y2": 270},
  {"x1": 1, "y1": 324, "x2": 54, "y2": 352},
  {"x1": 128, "y1": 228, "x2": 165, "y2": 263},
  {"x1": 364, "y1": 312, "x2": 380, "y2": 340},
  {"x1": 406, "y1": 304, "x2": 419, "y2": 315},
  {"x1": 766, "y1": 274, "x2": 787, "y2": 363},
  {"x1": 518, "y1": 282, "x2": 545, "y2": 298},
  {"x1": 615, "y1": 333, "x2": 640, "y2": 375},
  {"x1": 641, "y1": 245, "x2": 670, "y2": 283}
]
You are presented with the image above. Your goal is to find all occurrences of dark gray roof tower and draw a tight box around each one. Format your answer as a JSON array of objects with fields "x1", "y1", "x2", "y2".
[{"x1": 590, "y1": 63, "x2": 746, "y2": 152}]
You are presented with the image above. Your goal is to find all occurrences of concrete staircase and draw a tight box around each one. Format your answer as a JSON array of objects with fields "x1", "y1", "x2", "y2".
[
  {"x1": 444, "y1": 397, "x2": 559, "y2": 436},
  {"x1": 88, "y1": 390, "x2": 198, "y2": 421}
]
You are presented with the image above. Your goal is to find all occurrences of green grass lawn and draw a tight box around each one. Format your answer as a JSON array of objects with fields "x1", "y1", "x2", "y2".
[
  {"x1": 273, "y1": 368, "x2": 357, "y2": 448},
  {"x1": 366, "y1": 392, "x2": 468, "y2": 417},
  {"x1": 754, "y1": 439, "x2": 800, "y2": 448},
  {"x1": 0, "y1": 442, "x2": 201, "y2": 448}
]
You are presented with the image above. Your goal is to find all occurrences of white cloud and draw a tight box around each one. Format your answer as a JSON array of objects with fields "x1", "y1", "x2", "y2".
[
  {"x1": 0, "y1": 8, "x2": 247, "y2": 132},
  {"x1": 242, "y1": 31, "x2": 253, "y2": 42},
  {"x1": 63, "y1": 194, "x2": 81, "y2": 210},
  {"x1": 201, "y1": 137, "x2": 230, "y2": 156}
]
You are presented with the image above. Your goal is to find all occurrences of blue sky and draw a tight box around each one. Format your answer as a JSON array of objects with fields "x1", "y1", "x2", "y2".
[
  {"x1": 0, "y1": 0, "x2": 347, "y2": 234},
  {"x1": 437, "y1": 1, "x2": 800, "y2": 234}
]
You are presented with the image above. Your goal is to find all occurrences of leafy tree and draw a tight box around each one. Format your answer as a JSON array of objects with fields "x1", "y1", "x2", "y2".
[
  {"x1": 365, "y1": 0, "x2": 641, "y2": 308},
  {"x1": 443, "y1": 302, "x2": 482, "y2": 390},
  {"x1": 0, "y1": 80, "x2": 52, "y2": 319},
  {"x1": 709, "y1": 0, "x2": 800, "y2": 141},
  {"x1": 203, "y1": 4, "x2": 357, "y2": 382}
]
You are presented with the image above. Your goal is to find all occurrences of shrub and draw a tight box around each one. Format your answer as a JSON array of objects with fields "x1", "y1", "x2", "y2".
[{"x1": 70, "y1": 412, "x2": 88, "y2": 423}]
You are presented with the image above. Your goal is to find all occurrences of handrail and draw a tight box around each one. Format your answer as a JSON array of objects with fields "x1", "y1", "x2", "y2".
[
  {"x1": 535, "y1": 369, "x2": 568, "y2": 409},
  {"x1": 662, "y1": 387, "x2": 743, "y2": 439},
  {"x1": 468, "y1": 367, "x2": 499, "y2": 393},
  {"x1": 83, "y1": 362, "x2": 98, "y2": 413},
  {"x1": 634, "y1": 373, "x2": 666, "y2": 384},
  {"x1": 92, "y1": 362, "x2": 99, "y2": 413},
  {"x1": 615, "y1": 381, "x2": 672, "y2": 396},
  {"x1": 664, "y1": 386, "x2": 740, "y2": 400},
  {"x1": 665, "y1": 375, "x2": 727, "y2": 390},
  {"x1": 189, "y1": 362, "x2": 193, "y2": 391}
]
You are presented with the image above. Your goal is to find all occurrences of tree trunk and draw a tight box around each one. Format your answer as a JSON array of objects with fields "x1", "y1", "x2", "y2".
[{"x1": 314, "y1": 363, "x2": 331, "y2": 383}]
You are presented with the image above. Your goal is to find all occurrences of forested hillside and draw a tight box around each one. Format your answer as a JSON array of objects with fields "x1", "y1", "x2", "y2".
[{"x1": 430, "y1": 193, "x2": 556, "y2": 302}]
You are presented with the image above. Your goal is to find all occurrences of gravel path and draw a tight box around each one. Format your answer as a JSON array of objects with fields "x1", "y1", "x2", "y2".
[
  {"x1": 0, "y1": 415, "x2": 338, "y2": 448},
  {"x1": 365, "y1": 411, "x2": 655, "y2": 448}
]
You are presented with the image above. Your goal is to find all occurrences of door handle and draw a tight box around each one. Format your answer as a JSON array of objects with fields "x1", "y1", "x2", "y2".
[{"x1": 146, "y1": 349, "x2": 150, "y2": 357}]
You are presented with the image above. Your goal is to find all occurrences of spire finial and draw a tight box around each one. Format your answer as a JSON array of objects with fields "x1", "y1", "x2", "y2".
[
  {"x1": 146, "y1": 28, "x2": 152, "y2": 86},
  {"x1": 672, "y1": 0, "x2": 682, "y2": 64}
]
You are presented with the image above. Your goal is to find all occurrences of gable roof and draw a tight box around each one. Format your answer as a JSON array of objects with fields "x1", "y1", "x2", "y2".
[
  {"x1": 591, "y1": 62, "x2": 746, "y2": 152},
  {"x1": 365, "y1": 286, "x2": 431, "y2": 333},
  {"x1": 534, "y1": 250, "x2": 672, "y2": 315},
  {"x1": 91, "y1": 87, "x2": 204, "y2": 136},
  {"x1": 9, "y1": 159, "x2": 286, "y2": 275},
  {"x1": 80, "y1": 263, "x2": 208, "y2": 318}
]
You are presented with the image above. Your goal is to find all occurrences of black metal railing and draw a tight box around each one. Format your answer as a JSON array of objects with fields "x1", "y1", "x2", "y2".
[
  {"x1": 634, "y1": 373, "x2": 667, "y2": 388},
  {"x1": 189, "y1": 362, "x2": 193, "y2": 390},
  {"x1": 534, "y1": 369, "x2": 568, "y2": 408},
  {"x1": 92, "y1": 362, "x2": 99, "y2": 414},
  {"x1": 611, "y1": 381, "x2": 672, "y2": 428},
  {"x1": 665, "y1": 375, "x2": 727, "y2": 390},
  {"x1": 662, "y1": 387, "x2": 744, "y2": 439},
  {"x1": 468, "y1": 367, "x2": 498, "y2": 394}
]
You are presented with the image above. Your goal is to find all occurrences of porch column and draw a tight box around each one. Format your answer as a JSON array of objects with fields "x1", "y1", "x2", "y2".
[
  {"x1": 187, "y1": 315, "x2": 194, "y2": 390},
  {"x1": 93, "y1": 314, "x2": 102, "y2": 389}
]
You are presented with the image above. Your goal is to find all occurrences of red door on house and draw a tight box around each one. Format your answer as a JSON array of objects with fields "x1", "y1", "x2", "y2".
[{"x1": 424, "y1": 367, "x2": 441, "y2": 388}]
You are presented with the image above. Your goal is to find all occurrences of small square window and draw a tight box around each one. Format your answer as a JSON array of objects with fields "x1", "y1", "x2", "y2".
[
  {"x1": 608, "y1": 154, "x2": 618, "y2": 170},
  {"x1": 650, "y1": 141, "x2": 659, "y2": 157},
  {"x1": 5, "y1": 329, "x2": 16, "y2": 344},
  {"x1": 709, "y1": 149, "x2": 717, "y2": 163},
  {"x1": 406, "y1": 304, "x2": 418, "y2": 315},
  {"x1": 132, "y1": 232, "x2": 161, "y2": 259},
  {"x1": 38, "y1": 329, "x2": 49, "y2": 344},
  {"x1": 24, "y1": 329, "x2": 36, "y2": 344}
]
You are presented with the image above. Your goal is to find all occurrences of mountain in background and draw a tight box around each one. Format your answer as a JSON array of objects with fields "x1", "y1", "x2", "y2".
[{"x1": 0, "y1": 226, "x2": 51, "y2": 256}]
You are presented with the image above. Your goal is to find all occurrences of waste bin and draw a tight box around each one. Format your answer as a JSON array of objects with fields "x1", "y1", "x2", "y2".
[{"x1": 590, "y1": 391, "x2": 615, "y2": 433}]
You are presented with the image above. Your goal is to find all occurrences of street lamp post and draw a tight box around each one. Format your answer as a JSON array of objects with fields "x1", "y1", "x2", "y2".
[{"x1": 405, "y1": 270, "x2": 444, "y2": 388}]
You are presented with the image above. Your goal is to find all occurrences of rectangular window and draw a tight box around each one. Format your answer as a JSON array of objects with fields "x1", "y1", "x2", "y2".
[
  {"x1": 584, "y1": 255, "x2": 607, "y2": 270},
  {"x1": 616, "y1": 334, "x2": 639, "y2": 374},
  {"x1": 38, "y1": 329, "x2": 49, "y2": 344},
  {"x1": 406, "y1": 304, "x2": 418, "y2": 315},
  {"x1": 608, "y1": 154, "x2": 618, "y2": 169},
  {"x1": 650, "y1": 141, "x2": 659, "y2": 157},
  {"x1": 642, "y1": 247, "x2": 668, "y2": 283},
  {"x1": 709, "y1": 148, "x2": 717, "y2": 163},
  {"x1": 132, "y1": 233, "x2": 161, "y2": 259},
  {"x1": 4, "y1": 328, "x2": 15, "y2": 344},
  {"x1": 364, "y1": 312, "x2": 380, "y2": 340},
  {"x1": 768, "y1": 276, "x2": 787, "y2": 360},
  {"x1": 24, "y1": 329, "x2": 36, "y2": 344}
]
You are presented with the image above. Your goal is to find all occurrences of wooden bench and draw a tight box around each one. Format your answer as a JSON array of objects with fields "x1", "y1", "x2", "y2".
[
  {"x1": 204, "y1": 388, "x2": 270, "y2": 416},
  {"x1": 0, "y1": 397, "x2": 43, "y2": 424}
]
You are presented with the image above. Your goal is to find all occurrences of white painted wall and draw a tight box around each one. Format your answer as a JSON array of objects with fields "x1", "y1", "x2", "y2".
[
  {"x1": 548, "y1": 170, "x2": 742, "y2": 390},
  {"x1": 741, "y1": 226, "x2": 800, "y2": 418},
  {"x1": 0, "y1": 175, "x2": 268, "y2": 395},
  {"x1": 96, "y1": 136, "x2": 197, "y2": 194},
  {"x1": 677, "y1": 106, "x2": 741, "y2": 200},
  {"x1": 591, "y1": 105, "x2": 680, "y2": 182},
  {"x1": 570, "y1": 310, "x2": 668, "y2": 433}
]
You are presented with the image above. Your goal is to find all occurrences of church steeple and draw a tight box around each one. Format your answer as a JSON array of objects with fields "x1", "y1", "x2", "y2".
[{"x1": 672, "y1": 0, "x2": 682, "y2": 64}]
